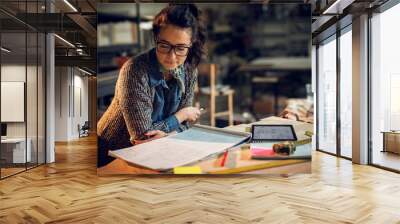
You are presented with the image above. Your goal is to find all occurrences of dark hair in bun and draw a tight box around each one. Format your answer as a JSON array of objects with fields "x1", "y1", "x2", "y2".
[{"x1": 153, "y1": 4, "x2": 206, "y2": 67}]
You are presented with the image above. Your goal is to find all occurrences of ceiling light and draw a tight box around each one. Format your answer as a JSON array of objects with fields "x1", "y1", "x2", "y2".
[
  {"x1": 323, "y1": 0, "x2": 341, "y2": 14},
  {"x1": 78, "y1": 67, "x2": 93, "y2": 76},
  {"x1": 76, "y1": 48, "x2": 86, "y2": 55},
  {"x1": 63, "y1": 0, "x2": 78, "y2": 12},
  {"x1": 1, "y1": 47, "x2": 11, "y2": 53},
  {"x1": 322, "y1": 0, "x2": 354, "y2": 15},
  {"x1": 54, "y1": 34, "x2": 75, "y2": 48}
]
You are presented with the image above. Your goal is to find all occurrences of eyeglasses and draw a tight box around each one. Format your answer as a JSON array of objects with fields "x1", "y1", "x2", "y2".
[{"x1": 156, "y1": 40, "x2": 191, "y2": 57}]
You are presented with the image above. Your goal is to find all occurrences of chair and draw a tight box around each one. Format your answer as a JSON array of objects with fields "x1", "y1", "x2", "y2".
[
  {"x1": 78, "y1": 121, "x2": 90, "y2": 138},
  {"x1": 195, "y1": 63, "x2": 234, "y2": 127}
]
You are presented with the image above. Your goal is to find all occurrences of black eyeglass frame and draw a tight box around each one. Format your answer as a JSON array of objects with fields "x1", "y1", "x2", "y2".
[{"x1": 155, "y1": 40, "x2": 192, "y2": 56}]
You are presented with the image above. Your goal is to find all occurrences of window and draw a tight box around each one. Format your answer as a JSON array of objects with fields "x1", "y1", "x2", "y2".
[
  {"x1": 317, "y1": 35, "x2": 337, "y2": 154},
  {"x1": 339, "y1": 27, "x2": 352, "y2": 158},
  {"x1": 370, "y1": 2, "x2": 400, "y2": 171}
]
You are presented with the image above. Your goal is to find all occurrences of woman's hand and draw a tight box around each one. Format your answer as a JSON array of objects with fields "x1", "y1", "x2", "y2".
[
  {"x1": 175, "y1": 107, "x2": 201, "y2": 123},
  {"x1": 279, "y1": 110, "x2": 299, "y2": 121},
  {"x1": 134, "y1": 130, "x2": 167, "y2": 145}
]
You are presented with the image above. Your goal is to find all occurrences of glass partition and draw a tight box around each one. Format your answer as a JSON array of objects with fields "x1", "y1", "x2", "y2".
[
  {"x1": 1, "y1": 30, "x2": 28, "y2": 177},
  {"x1": 27, "y1": 30, "x2": 38, "y2": 169},
  {"x1": 0, "y1": 1, "x2": 46, "y2": 179},
  {"x1": 38, "y1": 32, "x2": 45, "y2": 165}
]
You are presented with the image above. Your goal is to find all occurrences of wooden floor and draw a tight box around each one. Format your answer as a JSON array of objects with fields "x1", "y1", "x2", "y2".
[
  {"x1": 1, "y1": 135, "x2": 400, "y2": 224},
  {"x1": 1, "y1": 167, "x2": 26, "y2": 178},
  {"x1": 373, "y1": 151, "x2": 400, "y2": 171}
]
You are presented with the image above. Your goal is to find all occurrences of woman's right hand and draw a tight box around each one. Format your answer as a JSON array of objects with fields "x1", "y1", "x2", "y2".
[
  {"x1": 175, "y1": 107, "x2": 201, "y2": 123},
  {"x1": 133, "y1": 130, "x2": 167, "y2": 145}
]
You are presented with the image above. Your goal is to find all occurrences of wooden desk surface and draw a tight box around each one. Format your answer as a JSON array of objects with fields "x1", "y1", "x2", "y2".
[
  {"x1": 98, "y1": 116, "x2": 312, "y2": 175},
  {"x1": 239, "y1": 57, "x2": 311, "y2": 72}
]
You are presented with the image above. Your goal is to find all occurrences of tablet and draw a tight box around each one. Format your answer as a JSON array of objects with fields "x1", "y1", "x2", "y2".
[{"x1": 251, "y1": 124, "x2": 297, "y2": 142}]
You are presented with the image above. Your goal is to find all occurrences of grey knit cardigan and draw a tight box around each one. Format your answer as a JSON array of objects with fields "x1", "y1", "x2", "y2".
[{"x1": 97, "y1": 49, "x2": 198, "y2": 152}]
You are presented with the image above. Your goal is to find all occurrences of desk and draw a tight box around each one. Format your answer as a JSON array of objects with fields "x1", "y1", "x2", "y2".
[
  {"x1": 198, "y1": 116, "x2": 312, "y2": 174},
  {"x1": 1, "y1": 138, "x2": 32, "y2": 163},
  {"x1": 98, "y1": 116, "x2": 312, "y2": 175},
  {"x1": 239, "y1": 57, "x2": 311, "y2": 72}
]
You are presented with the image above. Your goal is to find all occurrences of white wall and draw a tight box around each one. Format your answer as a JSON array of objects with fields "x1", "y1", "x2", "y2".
[
  {"x1": 55, "y1": 67, "x2": 69, "y2": 141},
  {"x1": 73, "y1": 73, "x2": 89, "y2": 138},
  {"x1": 1, "y1": 64, "x2": 26, "y2": 81},
  {"x1": 54, "y1": 67, "x2": 89, "y2": 141}
]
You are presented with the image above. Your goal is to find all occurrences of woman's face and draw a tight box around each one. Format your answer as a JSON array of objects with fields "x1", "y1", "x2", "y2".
[{"x1": 155, "y1": 24, "x2": 192, "y2": 70}]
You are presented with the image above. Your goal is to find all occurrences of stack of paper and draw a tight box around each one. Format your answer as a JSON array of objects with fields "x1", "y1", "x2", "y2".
[{"x1": 109, "y1": 125, "x2": 250, "y2": 171}]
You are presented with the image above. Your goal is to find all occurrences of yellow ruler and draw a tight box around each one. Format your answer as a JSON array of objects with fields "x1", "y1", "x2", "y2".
[{"x1": 208, "y1": 160, "x2": 307, "y2": 174}]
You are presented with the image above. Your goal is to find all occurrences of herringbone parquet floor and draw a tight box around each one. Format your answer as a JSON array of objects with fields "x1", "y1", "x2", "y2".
[{"x1": 1, "y1": 135, "x2": 399, "y2": 224}]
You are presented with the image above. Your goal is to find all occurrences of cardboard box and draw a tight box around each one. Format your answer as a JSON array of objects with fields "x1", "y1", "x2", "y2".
[
  {"x1": 98, "y1": 24, "x2": 111, "y2": 46},
  {"x1": 111, "y1": 21, "x2": 138, "y2": 45}
]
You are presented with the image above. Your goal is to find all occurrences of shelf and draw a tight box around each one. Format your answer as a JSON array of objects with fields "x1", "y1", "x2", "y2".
[
  {"x1": 98, "y1": 44, "x2": 140, "y2": 55},
  {"x1": 98, "y1": 13, "x2": 151, "y2": 24}
]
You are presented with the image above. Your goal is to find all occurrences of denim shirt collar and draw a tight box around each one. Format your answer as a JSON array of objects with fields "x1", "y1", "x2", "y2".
[{"x1": 148, "y1": 48, "x2": 185, "y2": 93}]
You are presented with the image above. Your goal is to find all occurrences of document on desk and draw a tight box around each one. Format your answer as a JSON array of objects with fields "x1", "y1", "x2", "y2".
[{"x1": 109, "y1": 125, "x2": 251, "y2": 171}]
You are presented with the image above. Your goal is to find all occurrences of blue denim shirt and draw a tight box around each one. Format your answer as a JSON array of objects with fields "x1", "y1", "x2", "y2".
[{"x1": 147, "y1": 48, "x2": 185, "y2": 133}]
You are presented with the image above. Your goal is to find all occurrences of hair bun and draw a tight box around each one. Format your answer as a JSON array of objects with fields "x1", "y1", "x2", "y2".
[
  {"x1": 168, "y1": 3, "x2": 199, "y2": 19},
  {"x1": 187, "y1": 4, "x2": 199, "y2": 19}
]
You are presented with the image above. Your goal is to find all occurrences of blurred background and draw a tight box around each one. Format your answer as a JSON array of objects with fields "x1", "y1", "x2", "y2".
[{"x1": 97, "y1": 3, "x2": 312, "y2": 128}]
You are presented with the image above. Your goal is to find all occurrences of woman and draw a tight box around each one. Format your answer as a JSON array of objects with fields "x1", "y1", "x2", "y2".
[{"x1": 97, "y1": 4, "x2": 206, "y2": 167}]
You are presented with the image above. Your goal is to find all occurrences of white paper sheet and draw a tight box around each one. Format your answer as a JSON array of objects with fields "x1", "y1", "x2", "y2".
[{"x1": 108, "y1": 125, "x2": 250, "y2": 171}]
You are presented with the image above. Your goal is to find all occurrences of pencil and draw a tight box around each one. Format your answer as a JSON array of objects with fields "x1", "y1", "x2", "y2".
[{"x1": 220, "y1": 150, "x2": 228, "y2": 167}]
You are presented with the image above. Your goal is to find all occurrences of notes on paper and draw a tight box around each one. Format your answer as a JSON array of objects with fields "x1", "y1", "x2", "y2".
[{"x1": 108, "y1": 125, "x2": 250, "y2": 171}]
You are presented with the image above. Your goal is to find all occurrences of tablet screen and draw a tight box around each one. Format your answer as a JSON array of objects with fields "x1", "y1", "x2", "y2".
[{"x1": 252, "y1": 125, "x2": 297, "y2": 141}]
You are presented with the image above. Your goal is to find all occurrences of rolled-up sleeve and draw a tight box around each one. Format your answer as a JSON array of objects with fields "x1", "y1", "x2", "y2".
[
  {"x1": 176, "y1": 68, "x2": 198, "y2": 132},
  {"x1": 165, "y1": 115, "x2": 180, "y2": 132}
]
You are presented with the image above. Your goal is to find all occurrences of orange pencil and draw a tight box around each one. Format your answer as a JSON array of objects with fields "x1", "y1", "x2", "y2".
[{"x1": 220, "y1": 150, "x2": 228, "y2": 167}]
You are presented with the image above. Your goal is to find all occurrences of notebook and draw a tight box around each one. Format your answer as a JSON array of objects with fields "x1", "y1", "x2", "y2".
[{"x1": 250, "y1": 143, "x2": 312, "y2": 160}]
